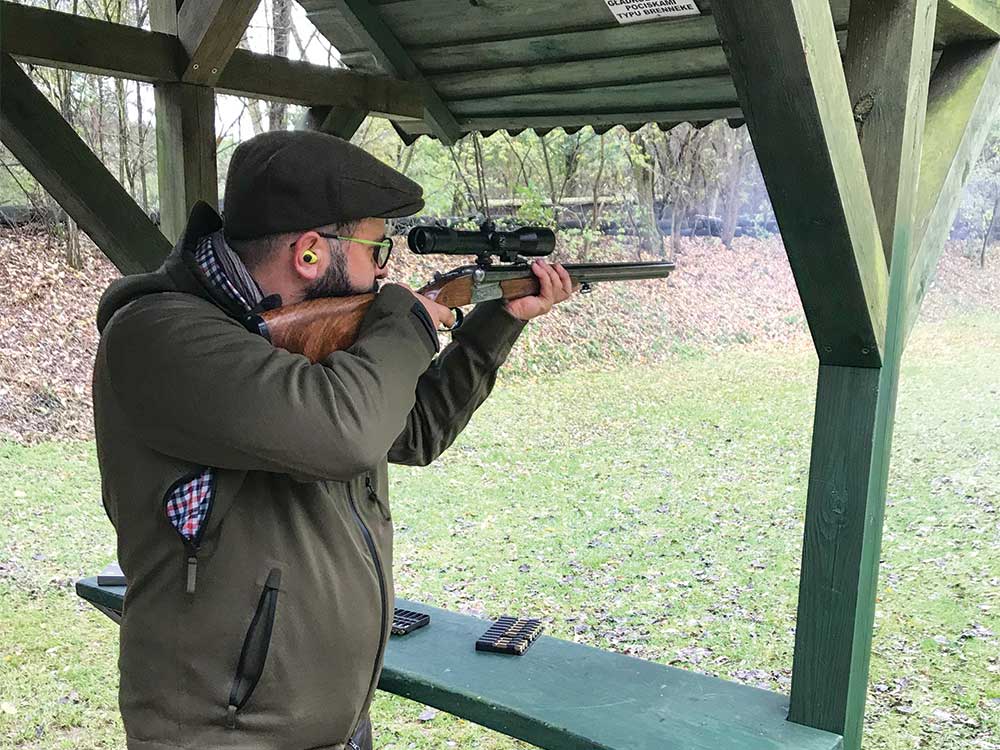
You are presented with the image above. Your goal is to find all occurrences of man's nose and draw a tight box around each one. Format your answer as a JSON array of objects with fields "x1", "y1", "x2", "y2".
[{"x1": 375, "y1": 264, "x2": 390, "y2": 279}]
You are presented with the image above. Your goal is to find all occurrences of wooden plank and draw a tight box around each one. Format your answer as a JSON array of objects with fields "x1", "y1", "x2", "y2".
[
  {"x1": 0, "y1": 54, "x2": 169, "y2": 273},
  {"x1": 712, "y1": 0, "x2": 888, "y2": 367},
  {"x1": 448, "y1": 77, "x2": 737, "y2": 117},
  {"x1": 217, "y1": 50, "x2": 422, "y2": 118},
  {"x1": 0, "y1": 1, "x2": 420, "y2": 119},
  {"x1": 430, "y1": 47, "x2": 730, "y2": 100},
  {"x1": 175, "y1": 0, "x2": 262, "y2": 85},
  {"x1": 331, "y1": 0, "x2": 461, "y2": 144},
  {"x1": 936, "y1": 0, "x2": 1000, "y2": 43},
  {"x1": 904, "y1": 40, "x2": 1000, "y2": 341},
  {"x1": 789, "y1": 4, "x2": 937, "y2": 749},
  {"x1": 302, "y1": 105, "x2": 369, "y2": 139},
  {"x1": 412, "y1": 17, "x2": 726, "y2": 75},
  {"x1": 429, "y1": 29, "x2": 848, "y2": 101},
  {"x1": 1, "y1": 1, "x2": 183, "y2": 82},
  {"x1": 303, "y1": 0, "x2": 851, "y2": 49},
  {"x1": 843, "y1": 0, "x2": 938, "y2": 265}
]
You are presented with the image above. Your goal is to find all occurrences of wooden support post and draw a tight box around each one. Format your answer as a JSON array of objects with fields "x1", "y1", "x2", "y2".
[
  {"x1": 302, "y1": 105, "x2": 369, "y2": 140},
  {"x1": 0, "y1": 54, "x2": 170, "y2": 273},
  {"x1": 712, "y1": 0, "x2": 889, "y2": 368},
  {"x1": 787, "y1": 4, "x2": 937, "y2": 750},
  {"x1": 151, "y1": 0, "x2": 219, "y2": 244},
  {"x1": 905, "y1": 41, "x2": 1000, "y2": 341},
  {"x1": 332, "y1": 0, "x2": 462, "y2": 145}
]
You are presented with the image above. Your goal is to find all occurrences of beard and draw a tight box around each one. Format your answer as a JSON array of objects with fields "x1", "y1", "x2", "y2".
[{"x1": 303, "y1": 254, "x2": 379, "y2": 300}]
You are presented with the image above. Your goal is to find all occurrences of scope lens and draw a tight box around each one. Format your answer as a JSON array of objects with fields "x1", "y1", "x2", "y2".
[{"x1": 408, "y1": 227, "x2": 433, "y2": 253}]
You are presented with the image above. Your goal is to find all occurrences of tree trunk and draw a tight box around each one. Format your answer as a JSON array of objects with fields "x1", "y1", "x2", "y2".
[
  {"x1": 583, "y1": 133, "x2": 606, "y2": 261},
  {"x1": 981, "y1": 192, "x2": 1000, "y2": 268},
  {"x1": 269, "y1": 0, "x2": 293, "y2": 130},
  {"x1": 671, "y1": 201, "x2": 689, "y2": 260},
  {"x1": 629, "y1": 132, "x2": 663, "y2": 256}
]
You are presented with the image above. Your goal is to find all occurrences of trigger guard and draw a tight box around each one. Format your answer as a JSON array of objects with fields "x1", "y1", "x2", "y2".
[{"x1": 443, "y1": 307, "x2": 464, "y2": 332}]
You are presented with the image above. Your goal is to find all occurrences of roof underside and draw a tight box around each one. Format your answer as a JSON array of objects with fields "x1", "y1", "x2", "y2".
[{"x1": 298, "y1": 0, "x2": 992, "y2": 141}]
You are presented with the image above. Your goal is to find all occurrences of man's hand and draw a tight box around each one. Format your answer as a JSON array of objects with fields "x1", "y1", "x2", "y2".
[
  {"x1": 503, "y1": 260, "x2": 576, "y2": 321},
  {"x1": 413, "y1": 290, "x2": 457, "y2": 329}
]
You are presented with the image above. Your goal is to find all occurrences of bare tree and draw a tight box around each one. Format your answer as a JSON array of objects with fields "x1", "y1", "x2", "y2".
[
  {"x1": 628, "y1": 128, "x2": 663, "y2": 257},
  {"x1": 269, "y1": 0, "x2": 293, "y2": 130}
]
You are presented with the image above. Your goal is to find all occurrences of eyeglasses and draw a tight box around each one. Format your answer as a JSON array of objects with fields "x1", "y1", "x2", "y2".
[{"x1": 317, "y1": 232, "x2": 393, "y2": 269}]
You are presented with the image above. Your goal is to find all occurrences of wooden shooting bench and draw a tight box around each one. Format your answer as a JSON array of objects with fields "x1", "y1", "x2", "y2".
[
  {"x1": 6, "y1": 0, "x2": 1000, "y2": 748},
  {"x1": 77, "y1": 578, "x2": 841, "y2": 750}
]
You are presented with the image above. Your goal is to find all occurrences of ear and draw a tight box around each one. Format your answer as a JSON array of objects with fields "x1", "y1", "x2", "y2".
[{"x1": 291, "y1": 231, "x2": 324, "y2": 281}]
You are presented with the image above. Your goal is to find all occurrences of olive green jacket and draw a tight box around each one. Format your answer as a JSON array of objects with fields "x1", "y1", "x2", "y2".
[{"x1": 93, "y1": 204, "x2": 525, "y2": 749}]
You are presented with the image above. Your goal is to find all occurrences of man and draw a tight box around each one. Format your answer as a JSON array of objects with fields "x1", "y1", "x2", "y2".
[{"x1": 92, "y1": 130, "x2": 573, "y2": 750}]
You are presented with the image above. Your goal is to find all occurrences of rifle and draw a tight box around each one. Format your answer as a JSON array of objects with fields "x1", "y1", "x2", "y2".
[{"x1": 258, "y1": 222, "x2": 675, "y2": 363}]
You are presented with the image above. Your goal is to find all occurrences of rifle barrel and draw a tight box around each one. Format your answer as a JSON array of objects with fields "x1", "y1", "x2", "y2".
[{"x1": 481, "y1": 261, "x2": 675, "y2": 285}]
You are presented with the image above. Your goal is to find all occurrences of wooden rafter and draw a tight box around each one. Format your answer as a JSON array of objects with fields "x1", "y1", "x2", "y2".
[
  {"x1": 937, "y1": 0, "x2": 1000, "y2": 43},
  {"x1": 332, "y1": 0, "x2": 462, "y2": 144},
  {"x1": 787, "y1": 3, "x2": 938, "y2": 749},
  {"x1": 303, "y1": 105, "x2": 369, "y2": 139},
  {"x1": 0, "y1": 54, "x2": 170, "y2": 274},
  {"x1": 712, "y1": 0, "x2": 889, "y2": 368},
  {"x1": 843, "y1": 0, "x2": 939, "y2": 266},
  {"x1": 175, "y1": 0, "x2": 261, "y2": 85},
  {"x1": 0, "y1": 1, "x2": 422, "y2": 120},
  {"x1": 905, "y1": 40, "x2": 1000, "y2": 340}
]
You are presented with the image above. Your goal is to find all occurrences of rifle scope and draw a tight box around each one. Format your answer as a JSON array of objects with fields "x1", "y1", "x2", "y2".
[{"x1": 407, "y1": 225, "x2": 555, "y2": 257}]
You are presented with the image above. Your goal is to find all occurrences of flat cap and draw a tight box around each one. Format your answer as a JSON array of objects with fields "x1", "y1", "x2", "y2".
[{"x1": 223, "y1": 130, "x2": 424, "y2": 240}]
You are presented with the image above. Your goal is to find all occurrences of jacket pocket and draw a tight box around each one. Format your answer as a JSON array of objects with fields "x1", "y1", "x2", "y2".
[{"x1": 226, "y1": 568, "x2": 281, "y2": 729}]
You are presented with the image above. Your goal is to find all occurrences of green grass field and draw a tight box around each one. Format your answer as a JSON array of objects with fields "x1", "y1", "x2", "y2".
[{"x1": 2, "y1": 315, "x2": 998, "y2": 749}]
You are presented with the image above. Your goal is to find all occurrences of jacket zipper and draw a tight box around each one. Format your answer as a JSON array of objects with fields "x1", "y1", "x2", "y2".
[
  {"x1": 347, "y1": 481, "x2": 388, "y2": 742},
  {"x1": 365, "y1": 473, "x2": 391, "y2": 520},
  {"x1": 163, "y1": 468, "x2": 217, "y2": 594},
  {"x1": 226, "y1": 567, "x2": 282, "y2": 729}
]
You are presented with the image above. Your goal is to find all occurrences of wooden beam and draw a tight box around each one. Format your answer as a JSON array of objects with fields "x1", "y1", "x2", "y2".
[
  {"x1": 905, "y1": 40, "x2": 1000, "y2": 341},
  {"x1": 0, "y1": 54, "x2": 169, "y2": 273},
  {"x1": 937, "y1": 0, "x2": 1000, "y2": 43},
  {"x1": 302, "y1": 106, "x2": 369, "y2": 140},
  {"x1": 788, "y1": 4, "x2": 937, "y2": 749},
  {"x1": 217, "y1": 50, "x2": 422, "y2": 118},
  {"x1": 843, "y1": 0, "x2": 938, "y2": 267},
  {"x1": 175, "y1": 0, "x2": 261, "y2": 85},
  {"x1": 712, "y1": 0, "x2": 889, "y2": 367},
  {"x1": 151, "y1": 0, "x2": 218, "y2": 244},
  {"x1": 0, "y1": 1, "x2": 183, "y2": 81},
  {"x1": 0, "y1": 2, "x2": 422, "y2": 120},
  {"x1": 332, "y1": 0, "x2": 461, "y2": 144}
]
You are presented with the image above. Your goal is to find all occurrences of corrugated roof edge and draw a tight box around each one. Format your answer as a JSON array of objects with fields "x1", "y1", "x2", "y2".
[{"x1": 389, "y1": 118, "x2": 745, "y2": 145}]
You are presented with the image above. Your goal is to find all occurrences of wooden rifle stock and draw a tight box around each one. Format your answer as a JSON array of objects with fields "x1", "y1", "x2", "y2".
[{"x1": 260, "y1": 260, "x2": 674, "y2": 363}]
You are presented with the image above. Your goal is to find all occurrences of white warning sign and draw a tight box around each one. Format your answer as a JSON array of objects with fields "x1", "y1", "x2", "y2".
[{"x1": 603, "y1": 0, "x2": 701, "y2": 24}]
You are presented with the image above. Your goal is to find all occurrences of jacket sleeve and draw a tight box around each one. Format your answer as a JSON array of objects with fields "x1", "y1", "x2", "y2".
[
  {"x1": 388, "y1": 299, "x2": 526, "y2": 466},
  {"x1": 103, "y1": 284, "x2": 436, "y2": 481}
]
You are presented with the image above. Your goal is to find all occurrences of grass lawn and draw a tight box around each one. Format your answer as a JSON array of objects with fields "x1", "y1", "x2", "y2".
[{"x1": 1, "y1": 314, "x2": 998, "y2": 749}]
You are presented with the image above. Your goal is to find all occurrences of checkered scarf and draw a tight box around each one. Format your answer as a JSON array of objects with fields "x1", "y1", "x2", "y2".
[
  {"x1": 193, "y1": 229, "x2": 264, "y2": 313},
  {"x1": 165, "y1": 232, "x2": 262, "y2": 543}
]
